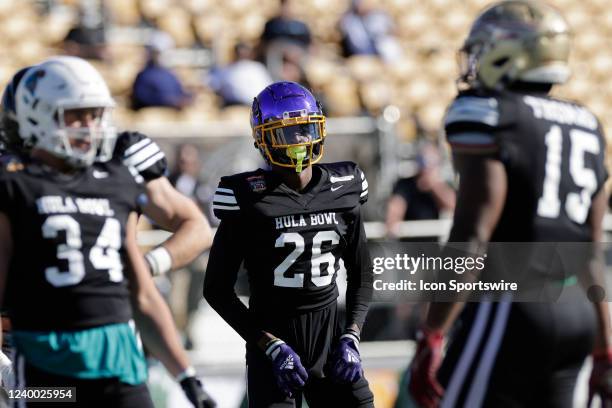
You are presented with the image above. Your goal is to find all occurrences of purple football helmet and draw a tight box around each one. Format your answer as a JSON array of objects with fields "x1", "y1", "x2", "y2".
[{"x1": 251, "y1": 81, "x2": 326, "y2": 172}]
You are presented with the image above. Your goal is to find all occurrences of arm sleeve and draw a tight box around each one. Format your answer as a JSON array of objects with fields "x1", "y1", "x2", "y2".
[
  {"x1": 342, "y1": 206, "x2": 373, "y2": 331},
  {"x1": 203, "y1": 218, "x2": 262, "y2": 345},
  {"x1": 114, "y1": 132, "x2": 168, "y2": 182}
]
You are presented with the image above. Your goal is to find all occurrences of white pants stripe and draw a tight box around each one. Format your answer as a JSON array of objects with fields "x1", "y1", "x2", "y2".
[
  {"x1": 464, "y1": 298, "x2": 513, "y2": 407},
  {"x1": 441, "y1": 302, "x2": 493, "y2": 408}
]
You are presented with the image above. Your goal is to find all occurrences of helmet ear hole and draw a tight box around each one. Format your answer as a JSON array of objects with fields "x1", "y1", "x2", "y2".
[{"x1": 493, "y1": 57, "x2": 510, "y2": 67}]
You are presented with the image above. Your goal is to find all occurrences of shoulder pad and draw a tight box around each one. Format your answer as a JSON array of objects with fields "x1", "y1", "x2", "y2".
[
  {"x1": 114, "y1": 131, "x2": 168, "y2": 182},
  {"x1": 322, "y1": 161, "x2": 368, "y2": 205},
  {"x1": 444, "y1": 94, "x2": 500, "y2": 128},
  {"x1": 444, "y1": 93, "x2": 503, "y2": 154}
]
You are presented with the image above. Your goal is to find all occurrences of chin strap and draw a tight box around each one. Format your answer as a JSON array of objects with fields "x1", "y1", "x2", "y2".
[{"x1": 286, "y1": 146, "x2": 307, "y2": 173}]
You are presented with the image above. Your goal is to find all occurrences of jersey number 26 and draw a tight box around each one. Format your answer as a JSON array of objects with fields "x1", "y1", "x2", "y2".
[{"x1": 274, "y1": 230, "x2": 343, "y2": 288}]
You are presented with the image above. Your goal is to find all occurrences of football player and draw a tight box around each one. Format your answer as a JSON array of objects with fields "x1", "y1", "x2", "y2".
[
  {"x1": 408, "y1": 1, "x2": 611, "y2": 407},
  {"x1": 0, "y1": 57, "x2": 215, "y2": 407},
  {"x1": 204, "y1": 81, "x2": 375, "y2": 407},
  {"x1": 0, "y1": 64, "x2": 214, "y2": 278}
]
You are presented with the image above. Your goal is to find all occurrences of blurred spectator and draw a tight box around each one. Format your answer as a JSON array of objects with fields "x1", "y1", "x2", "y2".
[
  {"x1": 207, "y1": 42, "x2": 273, "y2": 107},
  {"x1": 385, "y1": 142, "x2": 455, "y2": 238},
  {"x1": 167, "y1": 143, "x2": 208, "y2": 349},
  {"x1": 169, "y1": 143, "x2": 207, "y2": 207},
  {"x1": 339, "y1": 0, "x2": 402, "y2": 63},
  {"x1": 131, "y1": 31, "x2": 193, "y2": 110},
  {"x1": 63, "y1": 0, "x2": 109, "y2": 60},
  {"x1": 260, "y1": 0, "x2": 311, "y2": 51},
  {"x1": 260, "y1": 0, "x2": 312, "y2": 80}
]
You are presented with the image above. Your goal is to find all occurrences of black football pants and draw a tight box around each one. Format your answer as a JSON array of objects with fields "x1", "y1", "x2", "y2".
[{"x1": 245, "y1": 302, "x2": 374, "y2": 408}]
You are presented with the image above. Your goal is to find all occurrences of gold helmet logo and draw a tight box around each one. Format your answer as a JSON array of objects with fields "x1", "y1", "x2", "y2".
[{"x1": 459, "y1": 0, "x2": 571, "y2": 90}]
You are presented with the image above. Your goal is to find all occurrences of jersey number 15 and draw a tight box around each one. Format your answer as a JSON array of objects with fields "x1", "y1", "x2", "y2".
[{"x1": 537, "y1": 125, "x2": 601, "y2": 224}]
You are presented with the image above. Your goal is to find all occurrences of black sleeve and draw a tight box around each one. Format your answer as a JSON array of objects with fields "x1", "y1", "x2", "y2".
[
  {"x1": 342, "y1": 206, "x2": 373, "y2": 331},
  {"x1": 114, "y1": 132, "x2": 168, "y2": 182},
  {"x1": 203, "y1": 218, "x2": 262, "y2": 345}
]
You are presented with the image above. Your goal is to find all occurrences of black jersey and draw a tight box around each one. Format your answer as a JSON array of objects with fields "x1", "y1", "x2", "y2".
[
  {"x1": 0, "y1": 159, "x2": 146, "y2": 330},
  {"x1": 444, "y1": 89, "x2": 608, "y2": 242},
  {"x1": 113, "y1": 131, "x2": 168, "y2": 182},
  {"x1": 205, "y1": 162, "x2": 372, "y2": 344}
]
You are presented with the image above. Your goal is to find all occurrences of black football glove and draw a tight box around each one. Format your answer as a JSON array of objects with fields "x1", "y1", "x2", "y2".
[{"x1": 180, "y1": 376, "x2": 216, "y2": 408}]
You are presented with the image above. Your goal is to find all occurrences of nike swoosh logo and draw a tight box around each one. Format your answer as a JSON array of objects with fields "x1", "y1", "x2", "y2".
[
  {"x1": 331, "y1": 185, "x2": 344, "y2": 192},
  {"x1": 93, "y1": 170, "x2": 109, "y2": 179}
]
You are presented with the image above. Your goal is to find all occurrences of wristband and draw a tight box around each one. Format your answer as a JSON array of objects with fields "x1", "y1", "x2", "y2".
[
  {"x1": 175, "y1": 366, "x2": 196, "y2": 383},
  {"x1": 145, "y1": 246, "x2": 173, "y2": 276},
  {"x1": 340, "y1": 328, "x2": 361, "y2": 349},
  {"x1": 264, "y1": 339, "x2": 286, "y2": 360}
]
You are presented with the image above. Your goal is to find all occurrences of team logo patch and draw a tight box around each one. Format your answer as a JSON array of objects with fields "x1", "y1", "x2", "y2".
[
  {"x1": 247, "y1": 175, "x2": 267, "y2": 192},
  {"x1": 280, "y1": 355, "x2": 295, "y2": 371},
  {"x1": 24, "y1": 69, "x2": 46, "y2": 95}
]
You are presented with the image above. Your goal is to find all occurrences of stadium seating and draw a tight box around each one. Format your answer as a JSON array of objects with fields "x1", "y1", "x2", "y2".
[{"x1": 0, "y1": 0, "x2": 609, "y2": 149}]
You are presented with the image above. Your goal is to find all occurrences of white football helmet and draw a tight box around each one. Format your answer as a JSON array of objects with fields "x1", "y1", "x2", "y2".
[{"x1": 15, "y1": 56, "x2": 116, "y2": 167}]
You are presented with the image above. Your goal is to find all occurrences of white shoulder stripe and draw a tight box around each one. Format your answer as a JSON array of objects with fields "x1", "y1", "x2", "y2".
[
  {"x1": 445, "y1": 97, "x2": 499, "y2": 127},
  {"x1": 447, "y1": 132, "x2": 496, "y2": 146},
  {"x1": 213, "y1": 194, "x2": 238, "y2": 204},
  {"x1": 215, "y1": 187, "x2": 235, "y2": 195},
  {"x1": 123, "y1": 137, "x2": 152, "y2": 156},
  {"x1": 124, "y1": 143, "x2": 162, "y2": 167},
  {"x1": 135, "y1": 151, "x2": 165, "y2": 172},
  {"x1": 360, "y1": 189, "x2": 368, "y2": 197},
  {"x1": 360, "y1": 170, "x2": 365, "y2": 180},
  {"x1": 362, "y1": 179, "x2": 368, "y2": 191},
  {"x1": 213, "y1": 204, "x2": 240, "y2": 211},
  {"x1": 330, "y1": 175, "x2": 354, "y2": 183}
]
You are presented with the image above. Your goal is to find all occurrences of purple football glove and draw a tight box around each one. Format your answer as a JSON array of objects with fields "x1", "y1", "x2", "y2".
[
  {"x1": 326, "y1": 330, "x2": 363, "y2": 383},
  {"x1": 265, "y1": 339, "x2": 309, "y2": 398}
]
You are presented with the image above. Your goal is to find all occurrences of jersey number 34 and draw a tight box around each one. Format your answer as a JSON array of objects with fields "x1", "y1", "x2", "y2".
[{"x1": 42, "y1": 215, "x2": 123, "y2": 287}]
